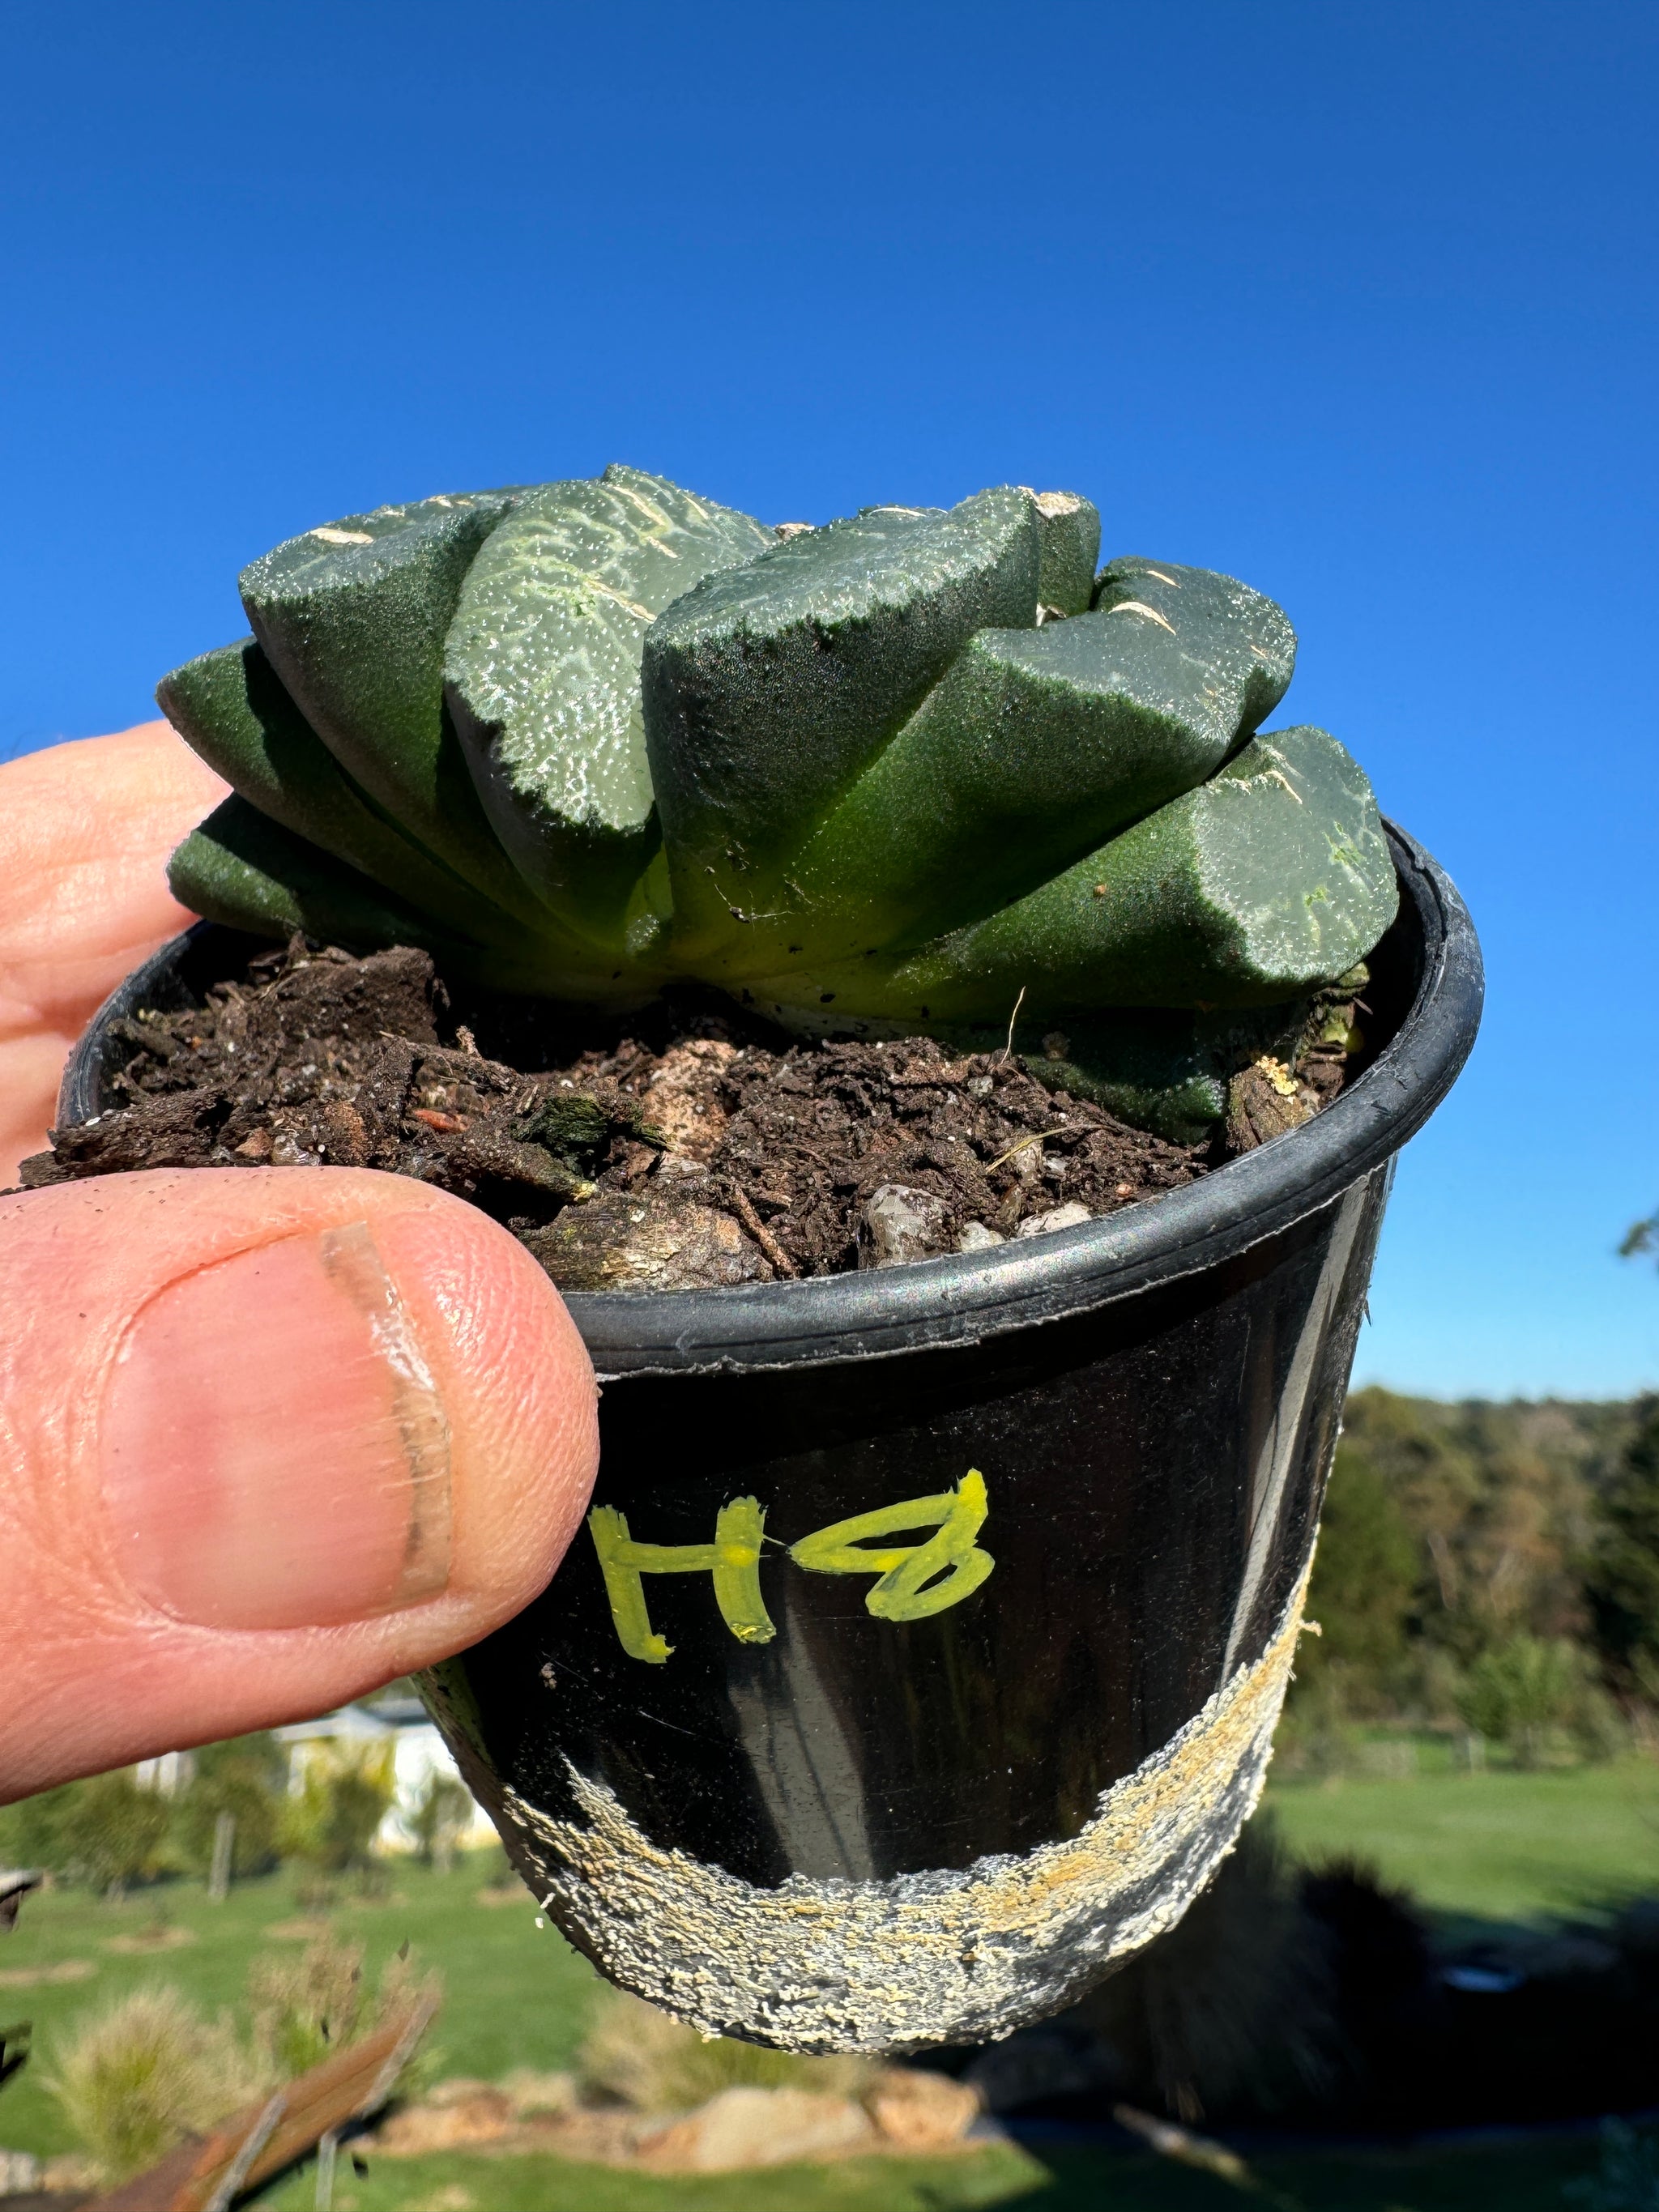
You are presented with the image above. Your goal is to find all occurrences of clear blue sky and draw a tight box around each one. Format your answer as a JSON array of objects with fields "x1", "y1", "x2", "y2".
[{"x1": 2, "y1": 3, "x2": 1653, "y2": 1400}]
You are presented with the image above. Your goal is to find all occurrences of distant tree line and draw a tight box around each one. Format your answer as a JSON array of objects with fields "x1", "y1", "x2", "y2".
[{"x1": 1286, "y1": 1389, "x2": 1659, "y2": 1767}]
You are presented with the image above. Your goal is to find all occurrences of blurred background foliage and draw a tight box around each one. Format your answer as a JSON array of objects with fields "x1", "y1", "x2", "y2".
[
  {"x1": 276, "y1": 1741, "x2": 396, "y2": 1881},
  {"x1": 1282, "y1": 1389, "x2": 1659, "y2": 1772}
]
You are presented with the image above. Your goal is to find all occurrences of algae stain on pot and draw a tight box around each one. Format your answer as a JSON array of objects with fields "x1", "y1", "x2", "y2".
[{"x1": 492, "y1": 1573, "x2": 1312, "y2": 2054}]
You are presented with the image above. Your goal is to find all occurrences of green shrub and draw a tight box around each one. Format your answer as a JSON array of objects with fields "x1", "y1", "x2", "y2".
[
  {"x1": 0, "y1": 1771, "x2": 172, "y2": 1895},
  {"x1": 1456, "y1": 1634, "x2": 1584, "y2": 1767},
  {"x1": 56, "y1": 1773, "x2": 171, "y2": 1898},
  {"x1": 194, "y1": 1731, "x2": 288, "y2": 1792},
  {"x1": 407, "y1": 1771, "x2": 474, "y2": 1872},
  {"x1": 279, "y1": 1741, "x2": 394, "y2": 1874},
  {"x1": 0, "y1": 1779, "x2": 83, "y2": 1877},
  {"x1": 174, "y1": 1759, "x2": 281, "y2": 1882}
]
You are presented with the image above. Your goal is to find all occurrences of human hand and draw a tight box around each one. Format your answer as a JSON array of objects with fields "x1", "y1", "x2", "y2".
[
  {"x1": 0, "y1": 727, "x2": 599, "y2": 1799},
  {"x1": 0, "y1": 722, "x2": 228, "y2": 1184}
]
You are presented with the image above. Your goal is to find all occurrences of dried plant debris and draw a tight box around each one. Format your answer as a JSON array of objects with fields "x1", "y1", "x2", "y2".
[{"x1": 24, "y1": 941, "x2": 1361, "y2": 1291}]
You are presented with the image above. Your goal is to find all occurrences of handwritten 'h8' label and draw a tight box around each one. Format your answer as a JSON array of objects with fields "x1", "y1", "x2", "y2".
[{"x1": 587, "y1": 1471, "x2": 992, "y2": 1664}]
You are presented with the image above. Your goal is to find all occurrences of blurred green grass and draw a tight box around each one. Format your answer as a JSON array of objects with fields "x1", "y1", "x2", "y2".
[
  {"x1": 245, "y1": 2131, "x2": 1607, "y2": 2211},
  {"x1": 1266, "y1": 1750, "x2": 1659, "y2": 1918},
  {"x1": 261, "y1": 2137, "x2": 1052, "y2": 2211}
]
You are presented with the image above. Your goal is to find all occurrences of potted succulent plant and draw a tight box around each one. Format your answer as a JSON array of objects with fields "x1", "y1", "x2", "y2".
[{"x1": 58, "y1": 468, "x2": 1481, "y2": 2054}]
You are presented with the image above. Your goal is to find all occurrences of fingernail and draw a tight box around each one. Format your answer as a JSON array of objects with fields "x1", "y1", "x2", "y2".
[{"x1": 100, "y1": 1221, "x2": 452, "y2": 1630}]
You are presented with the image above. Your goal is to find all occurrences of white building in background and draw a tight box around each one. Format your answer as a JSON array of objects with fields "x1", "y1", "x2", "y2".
[
  {"x1": 271, "y1": 1697, "x2": 498, "y2": 1854},
  {"x1": 134, "y1": 1750, "x2": 194, "y2": 1796},
  {"x1": 134, "y1": 1697, "x2": 497, "y2": 1855}
]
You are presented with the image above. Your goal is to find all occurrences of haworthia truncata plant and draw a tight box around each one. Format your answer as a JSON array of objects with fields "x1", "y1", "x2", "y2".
[{"x1": 161, "y1": 467, "x2": 1398, "y2": 1136}]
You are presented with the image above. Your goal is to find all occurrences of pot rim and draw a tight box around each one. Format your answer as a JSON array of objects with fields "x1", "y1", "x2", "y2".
[{"x1": 61, "y1": 820, "x2": 1481, "y2": 1379}]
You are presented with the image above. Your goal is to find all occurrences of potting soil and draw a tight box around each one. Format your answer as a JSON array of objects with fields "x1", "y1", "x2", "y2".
[{"x1": 20, "y1": 940, "x2": 1354, "y2": 1290}]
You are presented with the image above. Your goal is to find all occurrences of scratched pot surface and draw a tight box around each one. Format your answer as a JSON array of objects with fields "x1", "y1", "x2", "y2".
[{"x1": 433, "y1": 1173, "x2": 1382, "y2": 1896}]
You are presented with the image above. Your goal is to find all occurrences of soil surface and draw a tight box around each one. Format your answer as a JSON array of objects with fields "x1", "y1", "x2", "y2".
[{"x1": 19, "y1": 940, "x2": 1354, "y2": 1291}]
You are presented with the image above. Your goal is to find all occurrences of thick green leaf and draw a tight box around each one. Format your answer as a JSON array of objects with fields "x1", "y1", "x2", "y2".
[
  {"x1": 742, "y1": 725, "x2": 1397, "y2": 1025},
  {"x1": 168, "y1": 796, "x2": 479, "y2": 962},
  {"x1": 1092, "y1": 556, "x2": 1294, "y2": 736},
  {"x1": 1010, "y1": 1004, "x2": 1313, "y2": 1142},
  {"x1": 167, "y1": 799, "x2": 615, "y2": 996},
  {"x1": 899, "y1": 722, "x2": 1395, "y2": 1014},
  {"x1": 644, "y1": 486, "x2": 1042, "y2": 948},
  {"x1": 157, "y1": 637, "x2": 546, "y2": 951},
  {"x1": 444, "y1": 466, "x2": 771, "y2": 948},
  {"x1": 160, "y1": 471, "x2": 1405, "y2": 1136},
  {"x1": 239, "y1": 491, "x2": 539, "y2": 918},
  {"x1": 724, "y1": 559, "x2": 1296, "y2": 974},
  {"x1": 1032, "y1": 490, "x2": 1100, "y2": 615}
]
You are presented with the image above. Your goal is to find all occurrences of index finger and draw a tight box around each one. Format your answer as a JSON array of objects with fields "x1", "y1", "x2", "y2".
[{"x1": 0, "y1": 722, "x2": 226, "y2": 1181}]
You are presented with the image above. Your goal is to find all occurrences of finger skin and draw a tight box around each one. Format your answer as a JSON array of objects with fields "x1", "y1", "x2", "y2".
[
  {"x1": 0, "y1": 1168, "x2": 599, "y2": 1799},
  {"x1": 0, "y1": 722, "x2": 226, "y2": 1183}
]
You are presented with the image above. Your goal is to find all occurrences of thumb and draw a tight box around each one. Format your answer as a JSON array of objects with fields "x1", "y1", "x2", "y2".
[{"x1": 0, "y1": 1166, "x2": 599, "y2": 1800}]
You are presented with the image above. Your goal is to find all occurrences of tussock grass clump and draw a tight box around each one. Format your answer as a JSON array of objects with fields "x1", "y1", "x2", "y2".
[
  {"x1": 247, "y1": 1932, "x2": 368, "y2": 2079},
  {"x1": 48, "y1": 1936, "x2": 442, "y2": 2184},
  {"x1": 45, "y1": 1985, "x2": 258, "y2": 2183},
  {"x1": 249, "y1": 1931, "x2": 442, "y2": 2096},
  {"x1": 1070, "y1": 1820, "x2": 1346, "y2": 2122},
  {"x1": 578, "y1": 1990, "x2": 874, "y2": 2114}
]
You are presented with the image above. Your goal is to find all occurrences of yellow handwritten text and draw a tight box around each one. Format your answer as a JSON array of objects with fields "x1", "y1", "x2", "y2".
[
  {"x1": 587, "y1": 1496, "x2": 774, "y2": 1663},
  {"x1": 586, "y1": 1473, "x2": 992, "y2": 1662},
  {"x1": 788, "y1": 1471, "x2": 993, "y2": 1622}
]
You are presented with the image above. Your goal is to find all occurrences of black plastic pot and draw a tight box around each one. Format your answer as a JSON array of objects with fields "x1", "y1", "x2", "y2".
[{"x1": 62, "y1": 822, "x2": 1481, "y2": 2056}]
